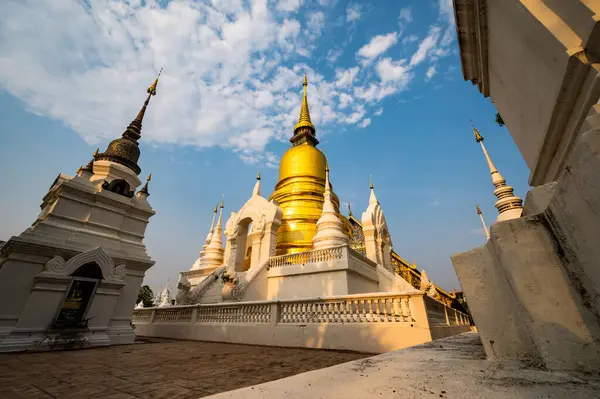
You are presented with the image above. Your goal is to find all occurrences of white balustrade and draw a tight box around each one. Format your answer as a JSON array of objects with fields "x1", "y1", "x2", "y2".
[
  {"x1": 279, "y1": 295, "x2": 413, "y2": 324},
  {"x1": 155, "y1": 307, "x2": 194, "y2": 322},
  {"x1": 132, "y1": 293, "x2": 469, "y2": 329},
  {"x1": 196, "y1": 303, "x2": 270, "y2": 323},
  {"x1": 132, "y1": 309, "x2": 152, "y2": 323},
  {"x1": 268, "y1": 245, "x2": 346, "y2": 269}
]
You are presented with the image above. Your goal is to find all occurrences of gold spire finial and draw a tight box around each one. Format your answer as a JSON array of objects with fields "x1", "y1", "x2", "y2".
[
  {"x1": 347, "y1": 201, "x2": 352, "y2": 216},
  {"x1": 93, "y1": 148, "x2": 99, "y2": 158},
  {"x1": 140, "y1": 173, "x2": 151, "y2": 196},
  {"x1": 147, "y1": 68, "x2": 162, "y2": 96},
  {"x1": 325, "y1": 161, "x2": 329, "y2": 172},
  {"x1": 475, "y1": 202, "x2": 482, "y2": 214},
  {"x1": 213, "y1": 202, "x2": 219, "y2": 213},
  {"x1": 257, "y1": 171, "x2": 261, "y2": 180},
  {"x1": 221, "y1": 194, "x2": 224, "y2": 208},
  {"x1": 471, "y1": 120, "x2": 484, "y2": 142},
  {"x1": 77, "y1": 165, "x2": 83, "y2": 175},
  {"x1": 369, "y1": 175, "x2": 374, "y2": 190},
  {"x1": 293, "y1": 74, "x2": 316, "y2": 135}
]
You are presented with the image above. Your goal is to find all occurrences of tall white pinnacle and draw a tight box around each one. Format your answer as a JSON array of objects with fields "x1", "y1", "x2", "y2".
[
  {"x1": 204, "y1": 203, "x2": 218, "y2": 251},
  {"x1": 475, "y1": 203, "x2": 491, "y2": 240},
  {"x1": 313, "y1": 165, "x2": 349, "y2": 250},
  {"x1": 204, "y1": 196, "x2": 225, "y2": 267},
  {"x1": 369, "y1": 175, "x2": 378, "y2": 205},
  {"x1": 253, "y1": 171, "x2": 261, "y2": 196},
  {"x1": 473, "y1": 125, "x2": 523, "y2": 222}
]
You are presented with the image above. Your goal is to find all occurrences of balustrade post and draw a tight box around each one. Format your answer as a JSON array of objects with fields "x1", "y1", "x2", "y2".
[
  {"x1": 270, "y1": 301, "x2": 280, "y2": 326},
  {"x1": 191, "y1": 306, "x2": 198, "y2": 324},
  {"x1": 149, "y1": 309, "x2": 157, "y2": 324},
  {"x1": 444, "y1": 306, "x2": 450, "y2": 326},
  {"x1": 410, "y1": 294, "x2": 430, "y2": 330}
]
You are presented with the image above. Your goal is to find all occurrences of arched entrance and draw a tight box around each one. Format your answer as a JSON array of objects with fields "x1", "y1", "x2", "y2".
[
  {"x1": 55, "y1": 262, "x2": 103, "y2": 327},
  {"x1": 223, "y1": 193, "x2": 282, "y2": 274}
]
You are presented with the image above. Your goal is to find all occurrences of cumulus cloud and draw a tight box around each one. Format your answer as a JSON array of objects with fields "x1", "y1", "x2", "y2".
[
  {"x1": 358, "y1": 118, "x2": 371, "y2": 128},
  {"x1": 277, "y1": 0, "x2": 304, "y2": 13},
  {"x1": 357, "y1": 32, "x2": 398, "y2": 62},
  {"x1": 0, "y1": 0, "x2": 441, "y2": 166},
  {"x1": 334, "y1": 67, "x2": 360, "y2": 88}
]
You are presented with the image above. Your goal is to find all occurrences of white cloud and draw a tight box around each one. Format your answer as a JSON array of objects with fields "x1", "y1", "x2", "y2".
[
  {"x1": 334, "y1": 67, "x2": 359, "y2": 88},
  {"x1": 0, "y1": 0, "x2": 424, "y2": 167},
  {"x1": 346, "y1": 4, "x2": 361, "y2": 22},
  {"x1": 277, "y1": 0, "x2": 303, "y2": 13},
  {"x1": 357, "y1": 32, "x2": 398, "y2": 61},
  {"x1": 358, "y1": 118, "x2": 371, "y2": 128},
  {"x1": 439, "y1": 0, "x2": 454, "y2": 23},
  {"x1": 376, "y1": 58, "x2": 410, "y2": 83},
  {"x1": 426, "y1": 66, "x2": 436, "y2": 81},
  {"x1": 326, "y1": 48, "x2": 343, "y2": 63},
  {"x1": 307, "y1": 11, "x2": 325, "y2": 37},
  {"x1": 374, "y1": 108, "x2": 383, "y2": 116},
  {"x1": 398, "y1": 7, "x2": 412, "y2": 27},
  {"x1": 410, "y1": 26, "x2": 441, "y2": 66},
  {"x1": 338, "y1": 93, "x2": 352, "y2": 109}
]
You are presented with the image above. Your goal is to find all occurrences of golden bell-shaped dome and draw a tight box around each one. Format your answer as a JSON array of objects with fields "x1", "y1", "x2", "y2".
[{"x1": 270, "y1": 76, "x2": 350, "y2": 255}]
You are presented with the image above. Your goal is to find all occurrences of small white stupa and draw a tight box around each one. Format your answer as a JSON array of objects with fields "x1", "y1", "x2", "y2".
[{"x1": 312, "y1": 164, "x2": 349, "y2": 250}]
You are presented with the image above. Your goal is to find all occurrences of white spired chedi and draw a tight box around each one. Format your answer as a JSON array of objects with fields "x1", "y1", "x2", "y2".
[
  {"x1": 0, "y1": 71, "x2": 162, "y2": 352},
  {"x1": 136, "y1": 76, "x2": 471, "y2": 354}
]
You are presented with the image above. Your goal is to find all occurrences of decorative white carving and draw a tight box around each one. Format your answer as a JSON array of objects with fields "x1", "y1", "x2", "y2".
[
  {"x1": 175, "y1": 274, "x2": 192, "y2": 305},
  {"x1": 45, "y1": 256, "x2": 66, "y2": 273},
  {"x1": 40, "y1": 247, "x2": 126, "y2": 284},
  {"x1": 108, "y1": 264, "x2": 126, "y2": 282}
]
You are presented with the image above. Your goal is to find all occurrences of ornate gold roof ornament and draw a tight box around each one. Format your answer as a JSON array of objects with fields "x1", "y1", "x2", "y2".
[
  {"x1": 291, "y1": 74, "x2": 318, "y2": 146},
  {"x1": 140, "y1": 173, "x2": 152, "y2": 196},
  {"x1": 347, "y1": 201, "x2": 352, "y2": 216},
  {"x1": 475, "y1": 202, "x2": 482, "y2": 214},
  {"x1": 220, "y1": 194, "x2": 224, "y2": 209},
  {"x1": 76, "y1": 165, "x2": 83, "y2": 175},
  {"x1": 369, "y1": 174, "x2": 374, "y2": 190},
  {"x1": 471, "y1": 120, "x2": 484, "y2": 142},
  {"x1": 257, "y1": 171, "x2": 261, "y2": 180},
  {"x1": 95, "y1": 68, "x2": 163, "y2": 175}
]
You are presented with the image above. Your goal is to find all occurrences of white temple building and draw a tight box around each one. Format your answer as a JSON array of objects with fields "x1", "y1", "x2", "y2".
[
  {"x1": 134, "y1": 77, "x2": 471, "y2": 353},
  {"x1": 0, "y1": 73, "x2": 161, "y2": 352}
]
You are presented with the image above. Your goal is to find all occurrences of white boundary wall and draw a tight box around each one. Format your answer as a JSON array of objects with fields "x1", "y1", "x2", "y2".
[{"x1": 133, "y1": 292, "x2": 471, "y2": 353}]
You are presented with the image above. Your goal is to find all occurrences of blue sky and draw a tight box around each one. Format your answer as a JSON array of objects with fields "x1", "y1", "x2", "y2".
[{"x1": 0, "y1": 0, "x2": 530, "y2": 294}]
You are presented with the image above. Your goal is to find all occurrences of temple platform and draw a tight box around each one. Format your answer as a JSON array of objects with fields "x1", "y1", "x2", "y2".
[{"x1": 212, "y1": 332, "x2": 600, "y2": 399}]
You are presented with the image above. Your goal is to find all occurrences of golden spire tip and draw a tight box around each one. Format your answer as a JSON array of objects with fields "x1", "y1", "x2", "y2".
[
  {"x1": 213, "y1": 202, "x2": 219, "y2": 213},
  {"x1": 221, "y1": 194, "x2": 224, "y2": 208},
  {"x1": 77, "y1": 165, "x2": 83, "y2": 174},
  {"x1": 257, "y1": 171, "x2": 261, "y2": 180},
  {"x1": 147, "y1": 173, "x2": 152, "y2": 182},
  {"x1": 369, "y1": 175, "x2": 374, "y2": 190},
  {"x1": 93, "y1": 148, "x2": 99, "y2": 158},
  {"x1": 303, "y1": 74, "x2": 307, "y2": 86},
  {"x1": 147, "y1": 67, "x2": 163, "y2": 96}
]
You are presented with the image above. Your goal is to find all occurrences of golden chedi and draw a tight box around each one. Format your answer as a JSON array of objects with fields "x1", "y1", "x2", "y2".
[{"x1": 270, "y1": 75, "x2": 351, "y2": 255}]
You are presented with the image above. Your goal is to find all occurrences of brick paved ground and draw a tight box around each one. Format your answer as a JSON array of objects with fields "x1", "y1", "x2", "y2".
[{"x1": 0, "y1": 337, "x2": 369, "y2": 399}]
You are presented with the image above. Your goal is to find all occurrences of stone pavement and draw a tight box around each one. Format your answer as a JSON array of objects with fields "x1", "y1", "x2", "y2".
[
  {"x1": 0, "y1": 337, "x2": 368, "y2": 399},
  {"x1": 212, "y1": 332, "x2": 600, "y2": 399}
]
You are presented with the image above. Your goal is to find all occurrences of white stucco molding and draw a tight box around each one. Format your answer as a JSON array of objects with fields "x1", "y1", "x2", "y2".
[{"x1": 40, "y1": 246, "x2": 126, "y2": 283}]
